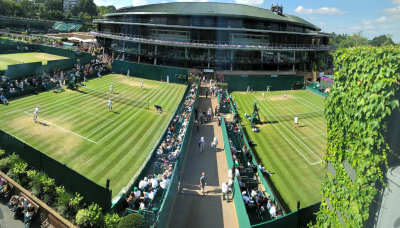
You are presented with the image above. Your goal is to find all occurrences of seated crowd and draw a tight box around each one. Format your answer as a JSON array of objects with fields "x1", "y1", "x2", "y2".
[
  {"x1": 222, "y1": 98, "x2": 282, "y2": 221},
  {"x1": 125, "y1": 82, "x2": 198, "y2": 214}
]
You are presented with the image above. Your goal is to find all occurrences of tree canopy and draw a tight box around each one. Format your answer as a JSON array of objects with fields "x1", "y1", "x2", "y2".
[{"x1": 330, "y1": 32, "x2": 397, "y2": 48}]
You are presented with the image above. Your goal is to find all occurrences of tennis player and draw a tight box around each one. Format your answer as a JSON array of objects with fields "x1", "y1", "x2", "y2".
[
  {"x1": 140, "y1": 80, "x2": 143, "y2": 88},
  {"x1": 108, "y1": 98, "x2": 112, "y2": 112},
  {"x1": 294, "y1": 116, "x2": 299, "y2": 128},
  {"x1": 110, "y1": 84, "x2": 114, "y2": 93},
  {"x1": 33, "y1": 105, "x2": 40, "y2": 123},
  {"x1": 284, "y1": 92, "x2": 287, "y2": 98},
  {"x1": 262, "y1": 92, "x2": 265, "y2": 99},
  {"x1": 267, "y1": 85, "x2": 271, "y2": 92}
]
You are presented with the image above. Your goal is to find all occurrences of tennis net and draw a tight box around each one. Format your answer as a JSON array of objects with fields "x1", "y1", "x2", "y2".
[
  {"x1": 265, "y1": 110, "x2": 324, "y2": 122},
  {"x1": 81, "y1": 87, "x2": 149, "y2": 109}
]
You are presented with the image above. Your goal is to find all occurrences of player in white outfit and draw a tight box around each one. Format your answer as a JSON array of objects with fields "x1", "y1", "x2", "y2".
[
  {"x1": 294, "y1": 116, "x2": 299, "y2": 128},
  {"x1": 110, "y1": 84, "x2": 114, "y2": 93},
  {"x1": 33, "y1": 105, "x2": 40, "y2": 123},
  {"x1": 108, "y1": 99, "x2": 112, "y2": 112},
  {"x1": 140, "y1": 81, "x2": 143, "y2": 88}
]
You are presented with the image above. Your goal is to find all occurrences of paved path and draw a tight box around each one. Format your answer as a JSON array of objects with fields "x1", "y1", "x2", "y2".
[{"x1": 168, "y1": 83, "x2": 238, "y2": 228}]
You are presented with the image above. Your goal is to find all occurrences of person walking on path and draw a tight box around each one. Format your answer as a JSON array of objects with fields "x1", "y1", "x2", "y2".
[
  {"x1": 199, "y1": 137, "x2": 205, "y2": 153},
  {"x1": 222, "y1": 182, "x2": 228, "y2": 201},
  {"x1": 205, "y1": 89, "x2": 209, "y2": 99},
  {"x1": 200, "y1": 172, "x2": 207, "y2": 195},
  {"x1": 212, "y1": 136, "x2": 218, "y2": 152}
]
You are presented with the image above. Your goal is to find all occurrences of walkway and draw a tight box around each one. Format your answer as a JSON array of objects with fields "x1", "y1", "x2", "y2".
[{"x1": 168, "y1": 83, "x2": 238, "y2": 228}]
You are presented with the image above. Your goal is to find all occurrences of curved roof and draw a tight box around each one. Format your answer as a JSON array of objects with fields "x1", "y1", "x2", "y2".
[{"x1": 105, "y1": 2, "x2": 319, "y2": 30}]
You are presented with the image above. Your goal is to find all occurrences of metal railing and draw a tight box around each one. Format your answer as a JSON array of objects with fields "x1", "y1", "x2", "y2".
[{"x1": 92, "y1": 31, "x2": 336, "y2": 51}]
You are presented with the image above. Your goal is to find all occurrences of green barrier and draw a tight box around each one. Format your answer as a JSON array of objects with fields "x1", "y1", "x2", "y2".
[
  {"x1": 5, "y1": 62, "x2": 43, "y2": 79},
  {"x1": 0, "y1": 129, "x2": 112, "y2": 210},
  {"x1": 112, "y1": 60, "x2": 188, "y2": 84},
  {"x1": 226, "y1": 75, "x2": 304, "y2": 91},
  {"x1": 306, "y1": 86, "x2": 328, "y2": 98}
]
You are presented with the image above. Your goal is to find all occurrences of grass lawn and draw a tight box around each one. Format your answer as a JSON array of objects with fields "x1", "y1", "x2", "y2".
[
  {"x1": 0, "y1": 52, "x2": 68, "y2": 70},
  {"x1": 0, "y1": 74, "x2": 186, "y2": 197},
  {"x1": 232, "y1": 90, "x2": 327, "y2": 211}
]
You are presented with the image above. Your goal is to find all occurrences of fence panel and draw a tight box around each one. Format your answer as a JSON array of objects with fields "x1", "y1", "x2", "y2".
[
  {"x1": 5, "y1": 62, "x2": 43, "y2": 79},
  {"x1": 112, "y1": 60, "x2": 188, "y2": 84},
  {"x1": 226, "y1": 75, "x2": 304, "y2": 91},
  {"x1": 0, "y1": 130, "x2": 112, "y2": 209}
]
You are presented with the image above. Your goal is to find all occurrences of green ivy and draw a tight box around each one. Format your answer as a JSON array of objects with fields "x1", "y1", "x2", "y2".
[{"x1": 314, "y1": 46, "x2": 400, "y2": 227}]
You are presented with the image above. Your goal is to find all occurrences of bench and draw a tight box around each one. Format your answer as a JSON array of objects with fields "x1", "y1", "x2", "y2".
[{"x1": 41, "y1": 213, "x2": 69, "y2": 228}]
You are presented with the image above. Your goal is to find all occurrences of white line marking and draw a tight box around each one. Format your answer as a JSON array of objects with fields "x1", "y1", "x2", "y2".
[
  {"x1": 300, "y1": 133, "x2": 326, "y2": 140},
  {"x1": 24, "y1": 111, "x2": 97, "y2": 144},
  {"x1": 257, "y1": 101, "x2": 322, "y2": 165}
]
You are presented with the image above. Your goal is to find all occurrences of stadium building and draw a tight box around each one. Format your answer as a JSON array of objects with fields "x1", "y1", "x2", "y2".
[{"x1": 93, "y1": 2, "x2": 334, "y2": 72}]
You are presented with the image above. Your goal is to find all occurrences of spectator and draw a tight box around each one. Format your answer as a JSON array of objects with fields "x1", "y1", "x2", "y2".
[
  {"x1": 259, "y1": 163, "x2": 272, "y2": 176},
  {"x1": 199, "y1": 171, "x2": 207, "y2": 195},
  {"x1": 160, "y1": 177, "x2": 170, "y2": 190},
  {"x1": 8, "y1": 195, "x2": 19, "y2": 211},
  {"x1": 222, "y1": 182, "x2": 228, "y2": 201},
  {"x1": 270, "y1": 204, "x2": 277, "y2": 217},
  {"x1": 138, "y1": 177, "x2": 149, "y2": 190},
  {"x1": 199, "y1": 137, "x2": 205, "y2": 153},
  {"x1": 212, "y1": 137, "x2": 218, "y2": 152}
]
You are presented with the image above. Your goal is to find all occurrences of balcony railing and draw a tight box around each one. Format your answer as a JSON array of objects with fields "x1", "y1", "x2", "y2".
[{"x1": 92, "y1": 31, "x2": 336, "y2": 51}]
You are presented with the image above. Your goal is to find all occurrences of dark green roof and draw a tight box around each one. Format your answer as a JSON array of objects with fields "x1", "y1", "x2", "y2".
[{"x1": 105, "y1": 2, "x2": 319, "y2": 30}]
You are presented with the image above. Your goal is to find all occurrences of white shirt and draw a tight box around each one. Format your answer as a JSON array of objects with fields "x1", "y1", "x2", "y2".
[
  {"x1": 138, "y1": 180, "x2": 148, "y2": 189},
  {"x1": 150, "y1": 178, "x2": 158, "y2": 188},
  {"x1": 160, "y1": 178, "x2": 170, "y2": 189},
  {"x1": 108, "y1": 99, "x2": 112, "y2": 106},
  {"x1": 213, "y1": 137, "x2": 218, "y2": 145},
  {"x1": 110, "y1": 85, "x2": 113, "y2": 90},
  {"x1": 222, "y1": 183, "x2": 228, "y2": 193},
  {"x1": 294, "y1": 117, "x2": 298, "y2": 123},
  {"x1": 148, "y1": 190, "x2": 156, "y2": 200},
  {"x1": 228, "y1": 169, "x2": 233, "y2": 178},
  {"x1": 134, "y1": 190, "x2": 141, "y2": 199},
  {"x1": 235, "y1": 168, "x2": 240, "y2": 177},
  {"x1": 270, "y1": 206, "x2": 277, "y2": 217},
  {"x1": 34, "y1": 107, "x2": 39, "y2": 115}
]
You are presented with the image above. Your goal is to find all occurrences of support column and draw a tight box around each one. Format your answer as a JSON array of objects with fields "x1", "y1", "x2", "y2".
[
  {"x1": 185, "y1": 47, "x2": 188, "y2": 60},
  {"x1": 293, "y1": 52, "x2": 296, "y2": 71},
  {"x1": 154, "y1": 45, "x2": 157, "y2": 65},
  {"x1": 138, "y1": 43, "x2": 141, "y2": 63},
  {"x1": 123, "y1": 41, "x2": 125, "y2": 52},
  {"x1": 230, "y1": 49, "x2": 233, "y2": 71},
  {"x1": 207, "y1": 49, "x2": 210, "y2": 68}
]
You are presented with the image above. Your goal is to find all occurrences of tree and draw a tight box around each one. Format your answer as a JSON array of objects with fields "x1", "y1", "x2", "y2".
[
  {"x1": 97, "y1": 5, "x2": 116, "y2": 17},
  {"x1": 73, "y1": 0, "x2": 97, "y2": 17},
  {"x1": 369, "y1": 34, "x2": 395, "y2": 47}
]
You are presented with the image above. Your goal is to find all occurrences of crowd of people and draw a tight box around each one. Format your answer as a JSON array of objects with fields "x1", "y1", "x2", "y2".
[
  {"x1": 0, "y1": 177, "x2": 35, "y2": 227},
  {"x1": 125, "y1": 81, "x2": 199, "y2": 214},
  {"x1": 220, "y1": 94, "x2": 282, "y2": 221}
]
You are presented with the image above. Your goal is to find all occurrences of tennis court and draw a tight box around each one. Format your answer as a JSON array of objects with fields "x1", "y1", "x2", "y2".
[
  {"x1": 0, "y1": 74, "x2": 186, "y2": 196},
  {"x1": 0, "y1": 52, "x2": 68, "y2": 70},
  {"x1": 232, "y1": 90, "x2": 326, "y2": 211}
]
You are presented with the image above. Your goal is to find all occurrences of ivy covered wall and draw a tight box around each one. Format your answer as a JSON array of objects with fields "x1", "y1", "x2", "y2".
[{"x1": 314, "y1": 46, "x2": 400, "y2": 227}]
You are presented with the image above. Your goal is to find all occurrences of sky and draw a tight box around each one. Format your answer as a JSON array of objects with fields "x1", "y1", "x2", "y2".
[{"x1": 94, "y1": 0, "x2": 400, "y2": 42}]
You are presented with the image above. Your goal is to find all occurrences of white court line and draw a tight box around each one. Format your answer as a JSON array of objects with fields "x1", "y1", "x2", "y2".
[
  {"x1": 24, "y1": 111, "x2": 97, "y2": 144},
  {"x1": 300, "y1": 133, "x2": 326, "y2": 140},
  {"x1": 258, "y1": 102, "x2": 322, "y2": 165},
  {"x1": 86, "y1": 88, "x2": 154, "y2": 138}
]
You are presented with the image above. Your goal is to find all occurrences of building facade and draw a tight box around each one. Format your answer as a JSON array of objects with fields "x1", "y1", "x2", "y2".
[
  {"x1": 93, "y1": 2, "x2": 334, "y2": 71},
  {"x1": 63, "y1": 0, "x2": 80, "y2": 13}
]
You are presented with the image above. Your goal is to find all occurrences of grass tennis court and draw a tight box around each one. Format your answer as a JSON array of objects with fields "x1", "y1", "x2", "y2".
[
  {"x1": 0, "y1": 74, "x2": 186, "y2": 196},
  {"x1": 232, "y1": 90, "x2": 327, "y2": 211},
  {"x1": 0, "y1": 52, "x2": 68, "y2": 70}
]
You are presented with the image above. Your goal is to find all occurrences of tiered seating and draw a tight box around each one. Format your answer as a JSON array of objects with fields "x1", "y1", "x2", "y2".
[
  {"x1": 51, "y1": 22, "x2": 83, "y2": 32},
  {"x1": 122, "y1": 82, "x2": 199, "y2": 223}
]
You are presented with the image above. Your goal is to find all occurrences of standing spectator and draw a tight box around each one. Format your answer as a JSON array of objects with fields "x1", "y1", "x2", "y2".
[
  {"x1": 205, "y1": 89, "x2": 209, "y2": 99},
  {"x1": 222, "y1": 182, "x2": 228, "y2": 201},
  {"x1": 212, "y1": 137, "x2": 218, "y2": 152},
  {"x1": 199, "y1": 137, "x2": 205, "y2": 153},
  {"x1": 217, "y1": 115, "x2": 222, "y2": 126},
  {"x1": 199, "y1": 172, "x2": 207, "y2": 195},
  {"x1": 167, "y1": 75, "x2": 169, "y2": 83}
]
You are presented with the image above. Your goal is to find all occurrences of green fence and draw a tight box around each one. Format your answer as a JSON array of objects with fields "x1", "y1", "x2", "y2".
[
  {"x1": 112, "y1": 60, "x2": 188, "y2": 84},
  {"x1": 226, "y1": 75, "x2": 304, "y2": 91},
  {"x1": 5, "y1": 62, "x2": 43, "y2": 79},
  {"x1": 0, "y1": 130, "x2": 112, "y2": 209}
]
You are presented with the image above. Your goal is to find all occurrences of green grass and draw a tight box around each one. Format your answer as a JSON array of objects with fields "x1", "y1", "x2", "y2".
[
  {"x1": 0, "y1": 52, "x2": 68, "y2": 70},
  {"x1": 0, "y1": 74, "x2": 186, "y2": 196},
  {"x1": 232, "y1": 90, "x2": 327, "y2": 211}
]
